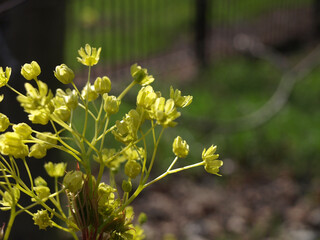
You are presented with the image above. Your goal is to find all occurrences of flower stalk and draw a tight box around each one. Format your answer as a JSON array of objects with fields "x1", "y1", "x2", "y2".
[{"x1": 0, "y1": 44, "x2": 223, "y2": 240}]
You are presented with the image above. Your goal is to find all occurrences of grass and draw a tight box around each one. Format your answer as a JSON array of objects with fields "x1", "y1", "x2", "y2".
[
  {"x1": 170, "y1": 56, "x2": 320, "y2": 178},
  {"x1": 64, "y1": 0, "x2": 312, "y2": 69}
]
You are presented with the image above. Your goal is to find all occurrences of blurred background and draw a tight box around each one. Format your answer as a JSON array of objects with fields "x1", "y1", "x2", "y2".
[{"x1": 1, "y1": 0, "x2": 320, "y2": 239}]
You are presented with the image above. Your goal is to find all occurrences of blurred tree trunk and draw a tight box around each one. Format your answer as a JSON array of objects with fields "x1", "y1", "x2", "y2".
[{"x1": 0, "y1": 1, "x2": 66, "y2": 239}]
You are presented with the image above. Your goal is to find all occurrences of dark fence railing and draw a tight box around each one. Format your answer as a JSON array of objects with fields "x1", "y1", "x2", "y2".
[{"x1": 65, "y1": 0, "x2": 317, "y2": 75}]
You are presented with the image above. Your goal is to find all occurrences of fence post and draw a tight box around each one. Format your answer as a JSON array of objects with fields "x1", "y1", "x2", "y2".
[
  {"x1": 314, "y1": 0, "x2": 320, "y2": 38},
  {"x1": 195, "y1": 0, "x2": 209, "y2": 67}
]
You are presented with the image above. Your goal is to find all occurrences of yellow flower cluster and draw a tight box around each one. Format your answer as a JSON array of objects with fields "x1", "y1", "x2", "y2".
[{"x1": 0, "y1": 44, "x2": 223, "y2": 240}]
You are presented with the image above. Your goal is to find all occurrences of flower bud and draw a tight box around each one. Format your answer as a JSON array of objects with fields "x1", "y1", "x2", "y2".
[
  {"x1": 44, "y1": 162, "x2": 67, "y2": 178},
  {"x1": 81, "y1": 83, "x2": 98, "y2": 101},
  {"x1": 138, "y1": 212, "x2": 147, "y2": 225},
  {"x1": 64, "y1": 89, "x2": 78, "y2": 109},
  {"x1": 28, "y1": 109, "x2": 51, "y2": 125},
  {"x1": 103, "y1": 94, "x2": 120, "y2": 115},
  {"x1": 124, "y1": 160, "x2": 141, "y2": 179},
  {"x1": 21, "y1": 61, "x2": 41, "y2": 80},
  {"x1": 29, "y1": 143, "x2": 47, "y2": 159},
  {"x1": 122, "y1": 179, "x2": 132, "y2": 193},
  {"x1": 53, "y1": 106, "x2": 71, "y2": 122},
  {"x1": 0, "y1": 132, "x2": 29, "y2": 159},
  {"x1": 0, "y1": 186, "x2": 20, "y2": 210},
  {"x1": 33, "y1": 186, "x2": 50, "y2": 201},
  {"x1": 137, "y1": 85, "x2": 157, "y2": 109},
  {"x1": 54, "y1": 64, "x2": 75, "y2": 84},
  {"x1": 13, "y1": 123, "x2": 32, "y2": 139},
  {"x1": 0, "y1": 67, "x2": 11, "y2": 87},
  {"x1": 63, "y1": 171, "x2": 83, "y2": 193},
  {"x1": 0, "y1": 113, "x2": 10, "y2": 132},
  {"x1": 94, "y1": 76, "x2": 111, "y2": 94},
  {"x1": 34, "y1": 176, "x2": 47, "y2": 187},
  {"x1": 33, "y1": 209, "x2": 53, "y2": 230},
  {"x1": 172, "y1": 136, "x2": 189, "y2": 158}
]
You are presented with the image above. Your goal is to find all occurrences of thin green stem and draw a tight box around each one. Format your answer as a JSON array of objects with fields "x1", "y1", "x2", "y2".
[
  {"x1": 145, "y1": 127, "x2": 165, "y2": 179},
  {"x1": 5, "y1": 83, "x2": 25, "y2": 97},
  {"x1": 117, "y1": 81, "x2": 136, "y2": 101},
  {"x1": 168, "y1": 161, "x2": 205, "y2": 174},
  {"x1": 3, "y1": 204, "x2": 16, "y2": 240},
  {"x1": 22, "y1": 158, "x2": 33, "y2": 191},
  {"x1": 82, "y1": 66, "x2": 91, "y2": 140}
]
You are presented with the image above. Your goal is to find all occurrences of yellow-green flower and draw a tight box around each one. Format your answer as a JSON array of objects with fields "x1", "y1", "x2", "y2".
[
  {"x1": 170, "y1": 86, "x2": 193, "y2": 108},
  {"x1": 112, "y1": 110, "x2": 141, "y2": 144},
  {"x1": 0, "y1": 132, "x2": 29, "y2": 159},
  {"x1": 137, "y1": 85, "x2": 158, "y2": 109},
  {"x1": 28, "y1": 109, "x2": 51, "y2": 125},
  {"x1": 0, "y1": 66, "x2": 11, "y2": 87},
  {"x1": 51, "y1": 95, "x2": 71, "y2": 122},
  {"x1": 131, "y1": 64, "x2": 154, "y2": 86},
  {"x1": 97, "y1": 182, "x2": 116, "y2": 216},
  {"x1": 94, "y1": 148, "x2": 126, "y2": 170},
  {"x1": 0, "y1": 113, "x2": 10, "y2": 132},
  {"x1": 202, "y1": 145, "x2": 223, "y2": 176},
  {"x1": 123, "y1": 146, "x2": 145, "y2": 161},
  {"x1": 13, "y1": 123, "x2": 32, "y2": 139},
  {"x1": 34, "y1": 176, "x2": 47, "y2": 187},
  {"x1": 103, "y1": 94, "x2": 120, "y2": 115},
  {"x1": 0, "y1": 186, "x2": 20, "y2": 210},
  {"x1": 33, "y1": 186, "x2": 50, "y2": 201},
  {"x1": 63, "y1": 171, "x2": 83, "y2": 193},
  {"x1": 81, "y1": 83, "x2": 98, "y2": 101},
  {"x1": 17, "y1": 80, "x2": 54, "y2": 125},
  {"x1": 77, "y1": 44, "x2": 101, "y2": 66},
  {"x1": 55, "y1": 88, "x2": 78, "y2": 109},
  {"x1": 125, "y1": 160, "x2": 141, "y2": 179},
  {"x1": 151, "y1": 97, "x2": 181, "y2": 127},
  {"x1": 21, "y1": 61, "x2": 41, "y2": 80},
  {"x1": 172, "y1": 136, "x2": 189, "y2": 158},
  {"x1": 44, "y1": 162, "x2": 67, "y2": 177},
  {"x1": 29, "y1": 143, "x2": 47, "y2": 159},
  {"x1": 54, "y1": 64, "x2": 75, "y2": 84},
  {"x1": 33, "y1": 209, "x2": 53, "y2": 230},
  {"x1": 94, "y1": 76, "x2": 111, "y2": 94}
]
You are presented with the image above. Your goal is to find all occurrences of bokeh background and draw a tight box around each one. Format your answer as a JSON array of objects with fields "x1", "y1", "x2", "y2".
[{"x1": 0, "y1": 0, "x2": 320, "y2": 239}]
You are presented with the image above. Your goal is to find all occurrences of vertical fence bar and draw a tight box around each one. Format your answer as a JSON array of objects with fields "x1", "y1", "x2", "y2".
[
  {"x1": 195, "y1": 0, "x2": 209, "y2": 67},
  {"x1": 314, "y1": 0, "x2": 320, "y2": 38}
]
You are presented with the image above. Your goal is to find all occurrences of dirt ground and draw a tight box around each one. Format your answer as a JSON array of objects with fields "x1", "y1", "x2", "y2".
[{"x1": 132, "y1": 169, "x2": 320, "y2": 240}]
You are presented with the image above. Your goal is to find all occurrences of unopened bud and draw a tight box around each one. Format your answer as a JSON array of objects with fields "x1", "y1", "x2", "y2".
[
  {"x1": 103, "y1": 94, "x2": 120, "y2": 115},
  {"x1": 54, "y1": 64, "x2": 75, "y2": 84},
  {"x1": 94, "y1": 76, "x2": 111, "y2": 94},
  {"x1": 21, "y1": 61, "x2": 41, "y2": 80},
  {"x1": 124, "y1": 160, "x2": 141, "y2": 179},
  {"x1": 63, "y1": 171, "x2": 83, "y2": 193},
  {"x1": 122, "y1": 179, "x2": 132, "y2": 193},
  {"x1": 172, "y1": 136, "x2": 189, "y2": 158}
]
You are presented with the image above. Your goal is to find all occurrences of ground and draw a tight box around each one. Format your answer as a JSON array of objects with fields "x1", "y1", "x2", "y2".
[{"x1": 133, "y1": 170, "x2": 320, "y2": 240}]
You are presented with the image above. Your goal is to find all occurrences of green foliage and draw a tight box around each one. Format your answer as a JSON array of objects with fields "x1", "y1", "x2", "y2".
[{"x1": 175, "y1": 56, "x2": 320, "y2": 177}]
